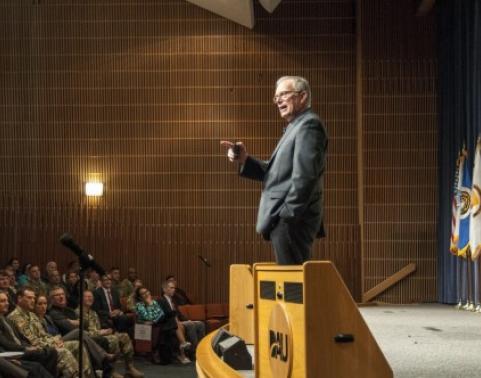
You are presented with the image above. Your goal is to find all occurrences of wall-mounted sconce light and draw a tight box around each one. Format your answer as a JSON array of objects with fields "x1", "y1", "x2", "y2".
[{"x1": 85, "y1": 182, "x2": 104, "y2": 197}]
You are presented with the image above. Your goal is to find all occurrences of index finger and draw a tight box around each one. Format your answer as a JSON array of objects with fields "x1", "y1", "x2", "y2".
[{"x1": 220, "y1": 140, "x2": 234, "y2": 149}]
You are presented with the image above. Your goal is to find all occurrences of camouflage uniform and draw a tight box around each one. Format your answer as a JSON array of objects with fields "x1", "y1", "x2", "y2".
[
  {"x1": 26, "y1": 278, "x2": 48, "y2": 296},
  {"x1": 118, "y1": 279, "x2": 134, "y2": 298},
  {"x1": 8, "y1": 306, "x2": 93, "y2": 377},
  {"x1": 79, "y1": 307, "x2": 134, "y2": 361}
]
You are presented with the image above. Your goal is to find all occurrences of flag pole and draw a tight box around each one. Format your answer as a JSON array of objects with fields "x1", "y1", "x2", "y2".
[
  {"x1": 466, "y1": 249, "x2": 475, "y2": 311},
  {"x1": 456, "y1": 258, "x2": 463, "y2": 309},
  {"x1": 474, "y1": 257, "x2": 481, "y2": 312},
  {"x1": 462, "y1": 253, "x2": 470, "y2": 310}
]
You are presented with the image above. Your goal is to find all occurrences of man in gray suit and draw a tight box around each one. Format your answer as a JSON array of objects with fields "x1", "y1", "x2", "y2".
[{"x1": 221, "y1": 76, "x2": 327, "y2": 264}]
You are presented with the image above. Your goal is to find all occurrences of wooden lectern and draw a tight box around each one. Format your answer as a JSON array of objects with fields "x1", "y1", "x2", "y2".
[
  {"x1": 254, "y1": 261, "x2": 393, "y2": 378},
  {"x1": 229, "y1": 264, "x2": 255, "y2": 344},
  {"x1": 196, "y1": 261, "x2": 392, "y2": 378}
]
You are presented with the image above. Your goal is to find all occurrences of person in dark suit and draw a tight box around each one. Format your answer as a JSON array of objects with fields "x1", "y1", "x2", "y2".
[
  {"x1": 156, "y1": 285, "x2": 192, "y2": 364},
  {"x1": 0, "y1": 291, "x2": 58, "y2": 377},
  {"x1": 93, "y1": 275, "x2": 134, "y2": 332},
  {"x1": 221, "y1": 75, "x2": 328, "y2": 265},
  {"x1": 159, "y1": 281, "x2": 204, "y2": 357},
  {"x1": 165, "y1": 275, "x2": 192, "y2": 306}
]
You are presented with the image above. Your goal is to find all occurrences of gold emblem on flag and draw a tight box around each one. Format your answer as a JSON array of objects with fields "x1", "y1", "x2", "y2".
[
  {"x1": 471, "y1": 185, "x2": 481, "y2": 217},
  {"x1": 460, "y1": 189, "x2": 471, "y2": 218}
]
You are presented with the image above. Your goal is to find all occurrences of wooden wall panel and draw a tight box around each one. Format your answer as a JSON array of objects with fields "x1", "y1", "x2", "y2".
[
  {"x1": 0, "y1": 0, "x2": 359, "y2": 303},
  {"x1": 360, "y1": 0, "x2": 438, "y2": 302}
]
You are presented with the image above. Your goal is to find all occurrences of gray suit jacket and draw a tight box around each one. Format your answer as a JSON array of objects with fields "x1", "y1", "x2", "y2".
[{"x1": 240, "y1": 108, "x2": 327, "y2": 239}]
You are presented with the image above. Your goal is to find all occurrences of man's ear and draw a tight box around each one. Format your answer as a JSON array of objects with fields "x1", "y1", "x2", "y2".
[{"x1": 300, "y1": 90, "x2": 308, "y2": 105}]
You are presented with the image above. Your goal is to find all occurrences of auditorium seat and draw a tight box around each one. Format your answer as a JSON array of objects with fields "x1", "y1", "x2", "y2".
[{"x1": 179, "y1": 304, "x2": 229, "y2": 333}]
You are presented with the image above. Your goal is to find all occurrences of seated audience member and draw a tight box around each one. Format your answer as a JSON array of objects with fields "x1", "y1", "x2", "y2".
[
  {"x1": 17, "y1": 263, "x2": 31, "y2": 287},
  {"x1": 86, "y1": 269, "x2": 101, "y2": 291},
  {"x1": 26, "y1": 265, "x2": 48, "y2": 296},
  {"x1": 7, "y1": 257, "x2": 21, "y2": 280},
  {"x1": 64, "y1": 271, "x2": 82, "y2": 309},
  {"x1": 42, "y1": 261, "x2": 58, "y2": 283},
  {"x1": 134, "y1": 286, "x2": 165, "y2": 324},
  {"x1": 166, "y1": 275, "x2": 192, "y2": 306},
  {"x1": 80, "y1": 290, "x2": 144, "y2": 378},
  {"x1": 62, "y1": 261, "x2": 80, "y2": 283},
  {"x1": 8, "y1": 286, "x2": 92, "y2": 377},
  {"x1": 125, "y1": 278, "x2": 143, "y2": 312},
  {"x1": 46, "y1": 270, "x2": 66, "y2": 294},
  {"x1": 119, "y1": 267, "x2": 138, "y2": 298},
  {"x1": 37, "y1": 291, "x2": 116, "y2": 377},
  {"x1": 109, "y1": 267, "x2": 122, "y2": 292},
  {"x1": 160, "y1": 280, "x2": 205, "y2": 355},
  {"x1": 0, "y1": 269, "x2": 16, "y2": 314},
  {"x1": 0, "y1": 291, "x2": 58, "y2": 377},
  {"x1": 134, "y1": 286, "x2": 189, "y2": 365},
  {"x1": 93, "y1": 274, "x2": 134, "y2": 332},
  {"x1": 4, "y1": 265, "x2": 18, "y2": 292}
]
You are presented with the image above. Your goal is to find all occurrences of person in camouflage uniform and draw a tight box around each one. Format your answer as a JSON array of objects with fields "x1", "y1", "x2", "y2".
[
  {"x1": 8, "y1": 286, "x2": 93, "y2": 378},
  {"x1": 26, "y1": 265, "x2": 48, "y2": 297},
  {"x1": 79, "y1": 290, "x2": 143, "y2": 378},
  {"x1": 118, "y1": 268, "x2": 138, "y2": 299}
]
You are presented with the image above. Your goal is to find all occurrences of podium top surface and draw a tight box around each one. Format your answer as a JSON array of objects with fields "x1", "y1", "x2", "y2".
[{"x1": 253, "y1": 261, "x2": 333, "y2": 272}]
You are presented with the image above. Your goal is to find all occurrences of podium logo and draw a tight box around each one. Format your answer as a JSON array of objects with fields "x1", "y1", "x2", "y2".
[
  {"x1": 269, "y1": 330, "x2": 288, "y2": 361},
  {"x1": 268, "y1": 303, "x2": 293, "y2": 378}
]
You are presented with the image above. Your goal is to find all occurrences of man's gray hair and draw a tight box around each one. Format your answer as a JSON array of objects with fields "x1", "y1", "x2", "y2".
[{"x1": 276, "y1": 76, "x2": 312, "y2": 107}]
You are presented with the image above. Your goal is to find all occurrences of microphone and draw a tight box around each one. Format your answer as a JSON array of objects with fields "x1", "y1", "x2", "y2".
[
  {"x1": 60, "y1": 233, "x2": 106, "y2": 276},
  {"x1": 198, "y1": 255, "x2": 211, "y2": 268},
  {"x1": 233, "y1": 142, "x2": 241, "y2": 159}
]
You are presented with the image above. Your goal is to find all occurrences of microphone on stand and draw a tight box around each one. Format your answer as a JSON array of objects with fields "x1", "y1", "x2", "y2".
[{"x1": 60, "y1": 233, "x2": 106, "y2": 276}]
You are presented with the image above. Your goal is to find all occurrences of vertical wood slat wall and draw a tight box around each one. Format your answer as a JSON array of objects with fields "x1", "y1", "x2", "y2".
[
  {"x1": 360, "y1": 0, "x2": 438, "y2": 302},
  {"x1": 0, "y1": 0, "x2": 437, "y2": 304},
  {"x1": 0, "y1": 0, "x2": 359, "y2": 303}
]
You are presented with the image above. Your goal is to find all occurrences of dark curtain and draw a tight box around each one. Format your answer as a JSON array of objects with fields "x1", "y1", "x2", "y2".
[{"x1": 437, "y1": 0, "x2": 481, "y2": 303}]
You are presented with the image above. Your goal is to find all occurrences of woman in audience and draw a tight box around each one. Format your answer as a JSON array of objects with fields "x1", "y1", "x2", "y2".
[
  {"x1": 134, "y1": 286, "x2": 164, "y2": 323},
  {"x1": 134, "y1": 286, "x2": 190, "y2": 364},
  {"x1": 34, "y1": 295, "x2": 61, "y2": 335}
]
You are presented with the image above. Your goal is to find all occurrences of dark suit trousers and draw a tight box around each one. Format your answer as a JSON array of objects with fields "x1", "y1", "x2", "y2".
[
  {"x1": 0, "y1": 357, "x2": 28, "y2": 378},
  {"x1": 0, "y1": 358, "x2": 53, "y2": 378},
  {"x1": 270, "y1": 218, "x2": 318, "y2": 264},
  {"x1": 19, "y1": 360, "x2": 54, "y2": 378},
  {"x1": 22, "y1": 348, "x2": 58, "y2": 377}
]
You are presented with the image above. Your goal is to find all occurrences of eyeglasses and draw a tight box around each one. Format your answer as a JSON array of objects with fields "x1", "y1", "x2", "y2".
[{"x1": 272, "y1": 90, "x2": 301, "y2": 103}]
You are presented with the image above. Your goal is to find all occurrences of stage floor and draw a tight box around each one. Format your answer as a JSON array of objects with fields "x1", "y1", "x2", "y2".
[
  {"x1": 239, "y1": 304, "x2": 481, "y2": 378},
  {"x1": 360, "y1": 304, "x2": 481, "y2": 378},
  {"x1": 131, "y1": 304, "x2": 480, "y2": 377}
]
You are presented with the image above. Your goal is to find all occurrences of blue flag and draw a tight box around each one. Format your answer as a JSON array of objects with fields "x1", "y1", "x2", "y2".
[{"x1": 457, "y1": 151, "x2": 472, "y2": 257}]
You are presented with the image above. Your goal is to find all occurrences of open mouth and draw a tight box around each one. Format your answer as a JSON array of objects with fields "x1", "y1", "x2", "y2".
[{"x1": 278, "y1": 104, "x2": 288, "y2": 112}]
